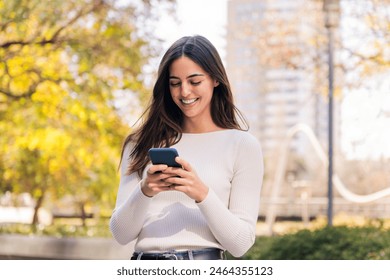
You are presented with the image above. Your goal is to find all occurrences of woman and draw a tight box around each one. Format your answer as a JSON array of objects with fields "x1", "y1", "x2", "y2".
[{"x1": 110, "y1": 35, "x2": 263, "y2": 260}]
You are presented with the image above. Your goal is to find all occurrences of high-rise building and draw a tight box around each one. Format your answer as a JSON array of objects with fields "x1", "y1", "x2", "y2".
[
  {"x1": 227, "y1": 0, "x2": 340, "y2": 159},
  {"x1": 226, "y1": 0, "x2": 390, "y2": 223}
]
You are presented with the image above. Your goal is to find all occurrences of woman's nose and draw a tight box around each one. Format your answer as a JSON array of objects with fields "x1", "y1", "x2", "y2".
[{"x1": 181, "y1": 83, "x2": 191, "y2": 97}]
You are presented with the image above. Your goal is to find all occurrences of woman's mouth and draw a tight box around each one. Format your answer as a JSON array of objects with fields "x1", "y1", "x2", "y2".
[{"x1": 181, "y1": 98, "x2": 198, "y2": 105}]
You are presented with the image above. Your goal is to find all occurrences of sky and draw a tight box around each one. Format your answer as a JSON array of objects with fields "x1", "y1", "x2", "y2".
[
  {"x1": 153, "y1": 0, "x2": 390, "y2": 160},
  {"x1": 153, "y1": 0, "x2": 228, "y2": 60},
  {"x1": 341, "y1": 77, "x2": 390, "y2": 160}
]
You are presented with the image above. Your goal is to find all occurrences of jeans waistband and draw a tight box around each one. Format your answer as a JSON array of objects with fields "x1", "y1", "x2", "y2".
[{"x1": 131, "y1": 248, "x2": 226, "y2": 260}]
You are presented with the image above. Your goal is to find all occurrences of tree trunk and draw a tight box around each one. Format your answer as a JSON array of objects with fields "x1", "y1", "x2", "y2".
[
  {"x1": 32, "y1": 194, "x2": 44, "y2": 225},
  {"x1": 80, "y1": 202, "x2": 86, "y2": 227}
]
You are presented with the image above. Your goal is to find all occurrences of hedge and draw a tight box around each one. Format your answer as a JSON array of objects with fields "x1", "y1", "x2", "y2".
[{"x1": 237, "y1": 226, "x2": 390, "y2": 260}]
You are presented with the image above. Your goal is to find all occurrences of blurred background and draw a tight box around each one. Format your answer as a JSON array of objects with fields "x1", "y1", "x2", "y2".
[{"x1": 0, "y1": 0, "x2": 389, "y2": 259}]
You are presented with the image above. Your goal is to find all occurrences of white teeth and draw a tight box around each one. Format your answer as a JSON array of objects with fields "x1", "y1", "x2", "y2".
[{"x1": 181, "y1": 98, "x2": 198, "y2": 104}]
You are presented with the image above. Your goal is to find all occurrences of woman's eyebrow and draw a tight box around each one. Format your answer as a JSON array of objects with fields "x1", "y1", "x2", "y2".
[
  {"x1": 169, "y1": 73, "x2": 205, "y2": 79},
  {"x1": 187, "y1": 73, "x2": 204, "y2": 79}
]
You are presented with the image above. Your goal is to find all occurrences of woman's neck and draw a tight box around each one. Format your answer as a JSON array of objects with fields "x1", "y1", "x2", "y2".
[{"x1": 182, "y1": 119, "x2": 223, "y2": 134}]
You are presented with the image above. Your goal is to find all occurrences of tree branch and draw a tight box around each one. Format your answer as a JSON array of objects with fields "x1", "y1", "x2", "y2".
[
  {"x1": 0, "y1": 0, "x2": 106, "y2": 50},
  {"x1": 342, "y1": 46, "x2": 389, "y2": 66},
  {"x1": 0, "y1": 74, "x2": 66, "y2": 100},
  {"x1": 50, "y1": 0, "x2": 106, "y2": 42},
  {"x1": 0, "y1": 82, "x2": 39, "y2": 99}
]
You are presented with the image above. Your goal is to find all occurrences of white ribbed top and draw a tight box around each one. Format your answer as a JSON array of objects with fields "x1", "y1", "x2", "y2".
[{"x1": 110, "y1": 129, "x2": 264, "y2": 257}]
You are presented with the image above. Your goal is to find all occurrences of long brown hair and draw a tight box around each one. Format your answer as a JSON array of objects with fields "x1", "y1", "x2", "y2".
[{"x1": 121, "y1": 35, "x2": 248, "y2": 177}]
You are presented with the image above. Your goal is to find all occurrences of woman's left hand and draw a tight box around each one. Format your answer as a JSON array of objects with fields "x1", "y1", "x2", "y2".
[{"x1": 162, "y1": 157, "x2": 209, "y2": 203}]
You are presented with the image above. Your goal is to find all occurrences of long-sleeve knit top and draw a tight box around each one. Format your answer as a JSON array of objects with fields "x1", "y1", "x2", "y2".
[{"x1": 109, "y1": 129, "x2": 263, "y2": 257}]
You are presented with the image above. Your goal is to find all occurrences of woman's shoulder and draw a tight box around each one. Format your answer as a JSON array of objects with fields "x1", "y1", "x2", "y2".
[
  {"x1": 227, "y1": 129, "x2": 262, "y2": 154},
  {"x1": 230, "y1": 129, "x2": 260, "y2": 143}
]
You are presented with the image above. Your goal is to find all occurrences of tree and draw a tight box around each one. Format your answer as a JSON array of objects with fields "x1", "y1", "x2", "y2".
[
  {"x1": 340, "y1": 0, "x2": 390, "y2": 86},
  {"x1": 249, "y1": 0, "x2": 389, "y2": 90},
  {"x1": 0, "y1": 0, "x2": 175, "y2": 224}
]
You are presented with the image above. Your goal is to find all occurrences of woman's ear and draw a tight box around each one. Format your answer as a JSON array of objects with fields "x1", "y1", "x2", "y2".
[{"x1": 214, "y1": 80, "x2": 220, "y2": 87}]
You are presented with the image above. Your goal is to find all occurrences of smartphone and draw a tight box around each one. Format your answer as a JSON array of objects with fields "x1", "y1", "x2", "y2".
[{"x1": 148, "y1": 148, "x2": 181, "y2": 168}]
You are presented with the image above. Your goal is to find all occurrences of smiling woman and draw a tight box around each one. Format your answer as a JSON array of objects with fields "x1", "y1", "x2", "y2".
[{"x1": 109, "y1": 35, "x2": 264, "y2": 260}]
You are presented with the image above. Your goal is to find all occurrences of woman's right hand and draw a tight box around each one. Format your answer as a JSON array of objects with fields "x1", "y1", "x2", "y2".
[{"x1": 141, "y1": 164, "x2": 175, "y2": 197}]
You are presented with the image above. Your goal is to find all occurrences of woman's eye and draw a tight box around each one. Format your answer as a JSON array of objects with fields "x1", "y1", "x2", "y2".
[
  {"x1": 170, "y1": 82, "x2": 181, "y2": 87},
  {"x1": 191, "y1": 81, "x2": 201, "y2": 86}
]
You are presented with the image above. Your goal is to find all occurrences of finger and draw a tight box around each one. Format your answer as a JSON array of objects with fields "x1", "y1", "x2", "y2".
[
  {"x1": 175, "y1": 157, "x2": 192, "y2": 172},
  {"x1": 163, "y1": 167, "x2": 187, "y2": 179},
  {"x1": 164, "y1": 176, "x2": 186, "y2": 186},
  {"x1": 157, "y1": 172, "x2": 176, "y2": 180},
  {"x1": 168, "y1": 184, "x2": 186, "y2": 193},
  {"x1": 148, "y1": 164, "x2": 168, "y2": 175},
  {"x1": 158, "y1": 184, "x2": 174, "y2": 191},
  {"x1": 158, "y1": 171, "x2": 178, "y2": 178},
  {"x1": 149, "y1": 180, "x2": 172, "y2": 189}
]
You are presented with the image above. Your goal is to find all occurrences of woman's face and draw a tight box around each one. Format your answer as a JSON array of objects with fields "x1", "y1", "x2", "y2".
[{"x1": 169, "y1": 56, "x2": 219, "y2": 124}]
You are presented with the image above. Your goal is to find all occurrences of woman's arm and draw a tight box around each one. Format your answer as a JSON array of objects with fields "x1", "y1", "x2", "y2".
[
  {"x1": 196, "y1": 134, "x2": 264, "y2": 257},
  {"x1": 109, "y1": 144, "x2": 152, "y2": 245}
]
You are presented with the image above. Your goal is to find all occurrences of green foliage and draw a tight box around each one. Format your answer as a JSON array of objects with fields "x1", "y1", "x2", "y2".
[
  {"x1": 239, "y1": 226, "x2": 390, "y2": 260},
  {"x1": 0, "y1": 218, "x2": 112, "y2": 238}
]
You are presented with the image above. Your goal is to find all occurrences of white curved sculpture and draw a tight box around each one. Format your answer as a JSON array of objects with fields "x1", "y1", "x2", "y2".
[{"x1": 265, "y1": 123, "x2": 390, "y2": 235}]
